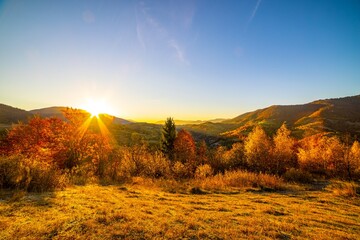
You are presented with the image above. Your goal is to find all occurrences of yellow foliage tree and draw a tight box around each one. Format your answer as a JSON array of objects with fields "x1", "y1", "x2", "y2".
[
  {"x1": 297, "y1": 134, "x2": 345, "y2": 177},
  {"x1": 272, "y1": 123, "x2": 296, "y2": 174},
  {"x1": 349, "y1": 141, "x2": 360, "y2": 179},
  {"x1": 244, "y1": 126, "x2": 272, "y2": 172}
]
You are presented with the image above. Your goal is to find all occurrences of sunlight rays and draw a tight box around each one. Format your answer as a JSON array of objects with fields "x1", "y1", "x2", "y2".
[
  {"x1": 74, "y1": 108, "x2": 117, "y2": 147},
  {"x1": 82, "y1": 99, "x2": 114, "y2": 118},
  {"x1": 97, "y1": 115, "x2": 118, "y2": 146},
  {"x1": 75, "y1": 98, "x2": 118, "y2": 146},
  {"x1": 76, "y1": 116, "x2": 93, "y2": 141}
]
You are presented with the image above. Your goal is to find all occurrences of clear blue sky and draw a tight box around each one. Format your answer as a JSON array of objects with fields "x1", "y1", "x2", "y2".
[{"x1": 0, "y1": 0, "x2": 359, "y2": 121}]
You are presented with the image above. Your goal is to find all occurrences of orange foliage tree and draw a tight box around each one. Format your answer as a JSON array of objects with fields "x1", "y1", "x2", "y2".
[
  {"x1": 59, "y1": 108, "x2": 112, "y2": 172},
  {"x1": 1, "y1": 108, "x2": 112, "y2": 173},
  {"x1": 197, "y1": 140, "x2": 208, "y2": 165},
  {"x1": 2, "y1": 116, "x2": 68, "y2": 166},
  {"x1": 173, "y1": 129, "x2": 196, "y2": 175}
]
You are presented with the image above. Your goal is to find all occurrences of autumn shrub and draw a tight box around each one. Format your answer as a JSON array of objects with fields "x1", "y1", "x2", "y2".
[
  {"x1": 99, "y1": 149, "x2": 126, "y2": 183},
  {"x1": 0, "y1": 155, "x2": 66, "y2": 192},
  {"x1": 24, "y1": 159, "x2": 67, "y2": 192},
  {"x1": 0, "y1": 155, "x2": 24, "y2": 189},
  {"x1": 116, "y1": 148, "x2": 137, "y2": 181},
  {"x1": 134, "y1": 150, "x2": 171, "y2": 178},
  {"x1": 207, "y1": 146, "x2": 228, "y2": 174},
  {"x1": 172, "y1": 161, "x2": 189, "y2": 179},
  {"x1": 195, "y1": 164, "x2": 213, "y2": 179},
  {"x1": 144, "y1": 151, "x2": 171, "y2": 178},
  {"x1": 283, "y1": 168, "x2": 313, "y2": 183},
  {"x1": 66, "y1": 164, "x2": 96, "y2": 185}
]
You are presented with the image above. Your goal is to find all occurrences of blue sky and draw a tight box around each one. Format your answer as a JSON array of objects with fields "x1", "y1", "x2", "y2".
[{"x1": 0, "y1": 0, "x2": 359, "y2": 121}]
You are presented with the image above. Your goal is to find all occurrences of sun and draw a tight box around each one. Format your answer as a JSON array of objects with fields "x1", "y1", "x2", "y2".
[{"x1": 82, "y1": 99, "x2": 112, "y2": 118}]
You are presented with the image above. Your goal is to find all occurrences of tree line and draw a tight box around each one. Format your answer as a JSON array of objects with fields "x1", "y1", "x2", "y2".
[
  {"x1": 0, "y1": 111, "x2": 359, "y2": 191},
  {"x1": 160, "y1": 118, "x2": 360, "y2": 181}
]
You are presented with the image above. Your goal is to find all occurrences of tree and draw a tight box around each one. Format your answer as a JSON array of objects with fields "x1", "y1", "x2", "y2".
[
  {"x1": 173, "y1": 129, "x2": 196, "y2": 175},
  {"x1": 272, "y1": 123, "x2": 296, "y2": 174},
  {"x1": 3, "y1": 116, "x2": 68, "y2": 165},
  {"x1": 160, "y1": 117, "x2": 176, "y2": 160},
  {"x1": 197, "y1": 140, "x2": 208, "y2": 165},
  {"x1": 244, "y1": 125, "x2": 272, "y2": 172},
  {"x1": 349, "y1": 141, "x2": 360, "y2": 179},
  {"x1": 297, "y1": 134, "x2": 345, "y2": 177},
  {"x1": 174, "y1": 129, "x2": 196, "y2": 164},
  {"x1": 2, "y1": 109, "x2": 113, "y2": 172}
]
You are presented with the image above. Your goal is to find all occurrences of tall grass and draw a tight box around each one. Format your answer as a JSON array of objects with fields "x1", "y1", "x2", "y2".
[
  {"x1": 326, "y1": 181, "x2": 359, "y2": 197},
  {"x1": 192, "y1": 170, "x2": 286, "y2": 191}
]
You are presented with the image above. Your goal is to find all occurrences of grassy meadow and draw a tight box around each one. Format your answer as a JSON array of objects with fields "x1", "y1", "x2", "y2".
[
  {"x1": 1, "y1": 180, "x2": 359, "y2": 240},
  {"x1": 1, "y1": 111, "x2": 360, "y2": 239}
]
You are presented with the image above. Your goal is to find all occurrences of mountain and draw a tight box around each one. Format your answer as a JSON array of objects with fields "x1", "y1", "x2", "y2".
[
  {"x1": 155, "y1": 118, "x2": 228, "y2": 125},
  {"x1": 30, "y1": 107, "x2": 132, "y2": 125},
  {"x1": 1, "y1": 95, "x2": 360, "y2": 144},
  {"x1": 98, "y1": 114, "x2": 132, "y2": 125},
  {"x1": 223, "y1": 95, "x2": 360, "y2": 138},
  {"x1": 0, "y1": 104, "x2": 32, "y2": 127},
  {"x1": 30, "y1": 107, "x2": 68, "y2": 120},
  {"x1": 0, "y1": 105, "x2": 132, "y2": 127}
]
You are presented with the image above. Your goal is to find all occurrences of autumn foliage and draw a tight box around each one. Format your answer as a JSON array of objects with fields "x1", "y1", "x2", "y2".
[{"x1": 1, "y1": 112, "x2": 360, "y2": 192}]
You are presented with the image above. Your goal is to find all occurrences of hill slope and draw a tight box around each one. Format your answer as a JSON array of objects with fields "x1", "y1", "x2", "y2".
[
  {"x1": 30, "y1": 107, "x2": 68, "y2": 120},
  {"x1": 223, "y1": 95, "x2": 360, "y2": 138},
  {"x1": 2, "y1": 95, "x2": 360, "y2": 141},
  {"x1": 30, "y1": 107, "x2": 131, "y2": 125},
  {"x1": 0, "y1": 104, "x2": 32, "y2": 126},
  {"x1": 0, "y1": 105, "x2": 131, "y2": 127}
]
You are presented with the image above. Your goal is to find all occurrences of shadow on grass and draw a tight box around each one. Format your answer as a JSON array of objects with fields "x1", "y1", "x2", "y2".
[{"x1": 0, "y1": 189, "x2": 56, "y2": 208}]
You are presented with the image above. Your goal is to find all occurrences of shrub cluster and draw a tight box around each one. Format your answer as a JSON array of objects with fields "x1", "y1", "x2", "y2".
[{"x1": 0, "y1": 155, "x2": 66, "y2": 192}]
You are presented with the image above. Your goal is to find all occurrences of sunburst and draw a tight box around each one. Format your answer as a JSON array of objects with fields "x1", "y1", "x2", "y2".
[{"x1": 82, "y1": 99, "x2": 112, "y2": 118}]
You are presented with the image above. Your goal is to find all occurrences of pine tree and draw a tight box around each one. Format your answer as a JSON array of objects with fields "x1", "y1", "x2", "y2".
[{"x1": 160, "y1": 117, "x2": 176, "y2": 160}]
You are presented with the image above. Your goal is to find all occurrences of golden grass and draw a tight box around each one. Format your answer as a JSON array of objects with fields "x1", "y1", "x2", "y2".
[
  {"x1": 0, "y1": 181, "x2": 359, "y2": 239},
  {"x1": 192, "y1": 170, "x2": 286, "y2": 192},
  {"x1": 326, "y1": 181, "x2": 359, "y2": 197}
]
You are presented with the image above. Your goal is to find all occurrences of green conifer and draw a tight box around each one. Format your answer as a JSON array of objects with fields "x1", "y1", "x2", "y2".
[{"x1": 160, "y1": 117, "x2": 176, "y2": 160}]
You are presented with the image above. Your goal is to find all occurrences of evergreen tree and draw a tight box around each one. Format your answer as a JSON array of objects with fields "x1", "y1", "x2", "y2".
[{"x1": 160, "y1": 117, "x2": 176, "y2": 160}]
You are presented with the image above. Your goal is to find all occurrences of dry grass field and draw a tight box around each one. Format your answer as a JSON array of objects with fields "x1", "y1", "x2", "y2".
[{"x1": 0, "y1": 180, "x2": 359, "y2": 240}]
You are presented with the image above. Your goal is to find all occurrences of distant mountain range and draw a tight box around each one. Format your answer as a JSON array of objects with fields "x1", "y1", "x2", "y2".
[
  {"x1": 0, "y1": 105, "x2": 131, "y2": 128},
  {"x1": 155, "y1": 118, "x2": 227, "y2": 125},
  {"x1": 1, "y1": 95, "x2": 360, "y2": 142}
]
